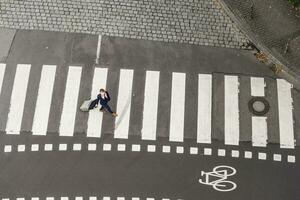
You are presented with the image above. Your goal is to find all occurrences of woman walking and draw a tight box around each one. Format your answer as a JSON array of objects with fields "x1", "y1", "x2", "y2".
[{"x1": 94, "y1": 89, "x2": 118, "y2": 117}]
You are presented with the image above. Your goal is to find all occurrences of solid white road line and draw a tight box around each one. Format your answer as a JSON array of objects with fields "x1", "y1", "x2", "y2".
[
  {"x1": 5, "y1": 64, "x2": 31, "y2": 135},
  {"x1": 277, "y1": 79, "x2": 294, "y2": 148},
  {"x1": 251, "y1": 77, "x2": 267, "y2": 147},
  {"x1": 32, "y1": 65, "x2": 56, "y2": 135},
  {"x1": 59, "y1": 66, "x2": 82, "y2": 137},
  {"x1": 252, "y1": 116, "x2": 267, "y2": 147},
  {"x1": 224, "y1": 75, "x2": 240, "y2": 145},
  {"x1": 95, "y1": 35, "x2": 102, "y2": 64},
  {"x1": 197, "y1": 74, "x2": 212, "y2": 143},
  {"x1": 141, "y1": 71, "x2": 160, "y2": 140},
  {"x1": 0, "y1": 63, "x2": 6, "y2": 95},
  {"x1": 169, "y1": 72, "x2": 186, "y2": 142},
  {"x1": 114, "y1": 69, "x2": 134, "y2": 139},
  {"x1": 251, "y1": 77, "x2": 265, "y2": 96},
  {"x1": 87, "y1": 67, "x2": 108, "y2": 138}
]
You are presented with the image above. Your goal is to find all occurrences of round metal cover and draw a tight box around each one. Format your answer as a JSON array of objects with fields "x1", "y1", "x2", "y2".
[{"x1": 248, "y1": 97, "x2": 270, "y2": 116}]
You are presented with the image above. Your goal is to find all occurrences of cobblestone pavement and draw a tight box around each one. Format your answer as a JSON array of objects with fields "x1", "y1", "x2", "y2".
[
  {"x1": 0, "y1": 0, "x2": 249, "y2": 49},
  {"x1": 222, "y1": 0, "x2": 300, "y2": 78}
]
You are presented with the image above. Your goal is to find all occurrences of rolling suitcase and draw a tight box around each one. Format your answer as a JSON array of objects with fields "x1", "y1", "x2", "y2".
[{"x1": 80, "y1": 99, "x2": 92, "y2": 112}]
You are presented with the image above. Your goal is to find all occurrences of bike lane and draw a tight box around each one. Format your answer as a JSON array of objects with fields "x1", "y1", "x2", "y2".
[{"x1": 0, "y1": 140, "x2": 299, "y2": 200}]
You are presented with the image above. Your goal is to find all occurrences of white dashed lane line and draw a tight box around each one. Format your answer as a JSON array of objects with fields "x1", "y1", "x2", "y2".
[
  {"x1": 1, "y1": 143, "x2": 296, "y2": 164},
  {"x1": 1, "y1": 197, "x2": 181, "y2": 200}
]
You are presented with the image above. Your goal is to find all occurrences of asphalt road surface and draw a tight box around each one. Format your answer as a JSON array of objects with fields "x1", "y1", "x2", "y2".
[
  {"x1": 0, "y1": 135, "x2": 299, "y2": 200},
  {"x1": 0, "y1": 29, "x2": 299, "y2": 200}
]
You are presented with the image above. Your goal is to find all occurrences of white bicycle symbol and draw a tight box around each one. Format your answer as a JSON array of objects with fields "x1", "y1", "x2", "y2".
[{"x1": 199, "y1": 165, "x2": 237, "y2": 192}]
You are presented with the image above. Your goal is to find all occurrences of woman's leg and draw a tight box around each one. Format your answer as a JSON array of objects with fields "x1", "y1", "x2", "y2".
[
  {"x1": 99, "y1": 105, "x2": 105, "y2": 112},
  {"x1": 102, "y1": 104, "x2": 113, "y2": 114}
]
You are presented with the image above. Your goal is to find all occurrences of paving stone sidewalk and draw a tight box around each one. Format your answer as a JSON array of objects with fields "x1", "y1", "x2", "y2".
[
  {"x1": 222, "y1": 0, "x2": 300, "y2": 80},
  {"x1": 0, "y1": 0, "x2": 249, "y2": 49}
]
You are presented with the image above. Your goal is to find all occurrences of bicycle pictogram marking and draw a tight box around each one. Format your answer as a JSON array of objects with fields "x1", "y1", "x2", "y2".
[{"x1": 199, "y1": 165, "x2": 237, "y2": 192}]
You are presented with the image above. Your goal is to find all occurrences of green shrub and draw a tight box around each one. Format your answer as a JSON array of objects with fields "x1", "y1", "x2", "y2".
[{"x1": 288, "y1": 0, "x2": 300, "y2": 6}]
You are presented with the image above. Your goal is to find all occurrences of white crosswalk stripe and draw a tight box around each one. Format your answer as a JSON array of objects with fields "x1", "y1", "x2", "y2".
[
  {"x1": 252, "y1": 117, "x2": 267, "y2": 147},
  {"x1": 5, "y1": 64, "x2": 31, "y2": 135},
  {"x1": 141, "y1": 71, "x2": 160, "y2": 141},
  {"x1": 32, "y1": 65, "x2": 56, "y2": 136},
  {"x1": 277, "y1": 79, "x2": 295, "y2": 149},
  {"x1": 0, "y1": 63, "x2": 6, "y2": 95},
  {"x1": 169, "y1": 72, "x2": 186, "y2": 142},
  {"x1": 114, "y1": 69, "x2": 134, "y2": 139},
  {"x1": 251, "y1": 77, "x2": 267, "y2": 147},
  {"x1": 251, "y1": 77, "x2": 265, "y2": 96},
  {"x1": 0, "y1": 63, "x2": 298, "y2": 149},
  {"x1": 197, "y1": 74, "x2": 212, "y2": 144},
  {"x1": 87, "y1": 68, "x2": 108, "y2": 138},
  {"x1": 224, "y1": 75, "x2": 240, "y2": 146},
  {"x1": 59, "y1": 66, "x2": 82, "y2": 137}
]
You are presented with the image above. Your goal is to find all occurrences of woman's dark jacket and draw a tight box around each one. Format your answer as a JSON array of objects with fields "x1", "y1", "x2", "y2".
[{"x1": 88, "y1": 91, "x2": 110, "y2": 110}]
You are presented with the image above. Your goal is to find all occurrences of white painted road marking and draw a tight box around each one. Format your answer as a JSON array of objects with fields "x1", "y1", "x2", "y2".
[
  {"x1": 2, "y1": 142, "x2": 295, "y2": 163},
  {"x1": 224, "y1": 75, "x2": 240, "y2": 145},
  {"x1": 17, "y1": 144, "x2": 25, "y2": 152},
  {"x1": 132, "y1": 144, "x2": 141, "y2": 152},
  {"x1": 88, "y1": 143, "x2": 97, "y2": 151},
  {"x1": 59, "y1": 144, "x2": 67, "y2": 151},
  {"x1": 190, "y1": 147, "x2": 198, "y2": 154},
  {"x1": 162, "y1": 145, "x2": 171, "y2": 153},
  {"x1": 4, "y1": 145, "x2": 12, "y2": 152},
  {"x1": 218, "y1": 149, "x2": 226, "y2": 156},
  {"x1": 258, "y1": 152, "x2": 267, "y2": 160},
  {"x1": 197, "y1": 74, "x2": 212, "y2": 143},
  {"x1": 251, "y1": 77, "x2": 265, "y2": 96},
  {"x1": 287, "y1": 155, "x2": 296, "y2": 163},
  {"x1": 32, "y1": 65, "x2": 56, "y2": 135},
  {"x1": 199, "y1": 165, "x2": 237, "y2": 192},
  {"x1": 273, "y1": 154, "x2": 282, "y2": 161},
  {"x1": 5, "y1": 64, "x2": 31, "y2": 135},
  {"x1": 0, "y1": 63, "x2": 6, "y2": 95},
  {"x1": 244, "y1": 151, "x2": 252, "y2": 159},
  {"x1": 147, "y1": 144, "x2": 156, "y2": 152},
  {"x1": 44, "y1": 144, "x2": 53, "y2": 151},
  {"x1": 169, "y1": 72, "x2": 186, "y2": 142},
  {"x1": 114, "y1": 69, "x2": 134, "y2": 139},
  {"x1": 231, "y1": 150, "x2": 239, "y2": 158},
  {"x1": 95, "y1": 35, "x2": 102, "y2": 64},
  {"x1": 176, "y1": 146, "x2": 184, "y2": 154},
  {"x1": 0, "y1": 63, "x2": 298, "y2": 149},
  {"x1": 103, "y1": 143, "x2": 112, "y2": 151},
  {"x1": 277, "y1": 79, "x2": 294, "y2": 149},
  {"x1": 251, "y1": 77, "x2": 267, "y2": 147},
  {"x1": 141, "y1": 71, "x2": 160, "y2": 140},
  {"x1": 87, "y1": 67, "x2": 108, "y2": 138},
  {"x1": 204, "y1": 148, "x2": 212, "y2": 156},
  {"x1": 2, "y1": 196, "x2": 194, "y2": 200},
  {"x1": 59, "y1": 66, "x2": 82, "y2": 136},
  {"x1": 31, "y1": 144, "x2": 39, "y2": 151},
  {"x1": 252, "y1": 117, "x2": 267, "y2": 147},
  {"x1": 73, "y1": 143, "x2": 82, "y2": 151}
]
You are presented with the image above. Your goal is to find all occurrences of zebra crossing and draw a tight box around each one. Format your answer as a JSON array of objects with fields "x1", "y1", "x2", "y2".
[{"x1": 0, "y1": 63, "x2": 297, "y2": 149}]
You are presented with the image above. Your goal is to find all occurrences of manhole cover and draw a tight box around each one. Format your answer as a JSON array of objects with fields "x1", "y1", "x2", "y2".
[{"x1": 248, "y1": 97, "x2": 270, "y2": 116}]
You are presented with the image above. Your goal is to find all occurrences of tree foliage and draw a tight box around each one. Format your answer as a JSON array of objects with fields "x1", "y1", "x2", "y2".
[{"x1": 288, "y1": 0, "x2": 300, "y2": 7}]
